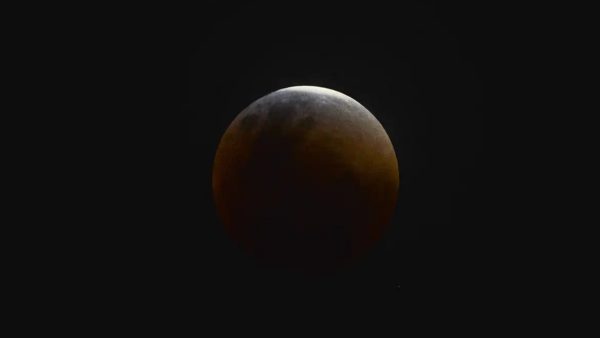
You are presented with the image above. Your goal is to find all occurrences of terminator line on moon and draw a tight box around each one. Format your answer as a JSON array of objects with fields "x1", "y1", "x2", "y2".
[{"x1": 212, "y1": 86, "x2": 399, "y2": 272}]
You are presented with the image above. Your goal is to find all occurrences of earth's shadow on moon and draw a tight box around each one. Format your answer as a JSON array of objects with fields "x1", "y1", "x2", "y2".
[{"x1": 213, "y1": 87, "x2": 398, "y2": 276}]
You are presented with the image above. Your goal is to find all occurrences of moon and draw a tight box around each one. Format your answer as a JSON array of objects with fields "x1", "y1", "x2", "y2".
[{"x1": 212, "y1": 86, "x2": 399, "y2": 272}]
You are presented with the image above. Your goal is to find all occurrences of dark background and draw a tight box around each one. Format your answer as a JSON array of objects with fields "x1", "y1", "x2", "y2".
[{"x1": 100, "y1": 0, "x2": 486, "y2": 314}]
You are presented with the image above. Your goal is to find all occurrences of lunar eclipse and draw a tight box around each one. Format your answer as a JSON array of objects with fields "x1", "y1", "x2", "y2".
[{"x1": 212, "y1": 86, "x2": 399, "y2": 272}]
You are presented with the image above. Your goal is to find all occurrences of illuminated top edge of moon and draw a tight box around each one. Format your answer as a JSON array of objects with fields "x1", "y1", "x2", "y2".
[{"x1": 274, "y1": 86, "x2": 355, "y2": 101}]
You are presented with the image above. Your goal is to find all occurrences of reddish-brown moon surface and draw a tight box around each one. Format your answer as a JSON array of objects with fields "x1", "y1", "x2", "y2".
[{"x1": 212, "y1": 86, "x2": 399, "y2": 272}]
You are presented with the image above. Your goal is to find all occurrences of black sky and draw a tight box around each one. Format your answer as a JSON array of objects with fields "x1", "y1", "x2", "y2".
[{"x1": 102, "y1": 1, "x2": 486, "y2": 314}]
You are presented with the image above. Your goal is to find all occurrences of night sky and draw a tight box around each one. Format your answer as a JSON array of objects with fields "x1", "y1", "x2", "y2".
[{"x1": 105, "y1": 1, "x2": 485, "y2": 314}]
